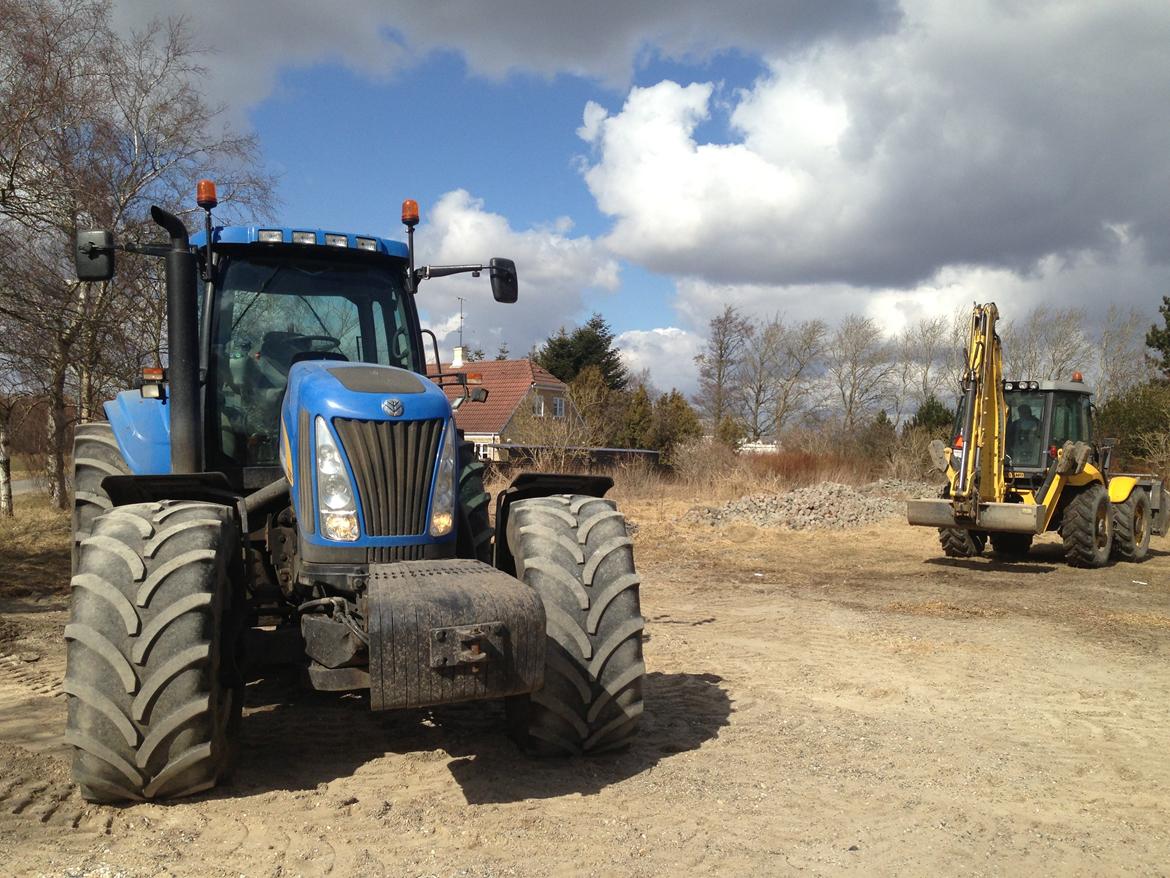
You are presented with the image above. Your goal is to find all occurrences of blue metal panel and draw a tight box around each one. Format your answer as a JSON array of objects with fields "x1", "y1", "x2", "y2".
[
  {"x1": 191, "y1": 225, "x2": 409, "y2": 259},
  {"x1": 103, "y1": 391, "x2": 172, "y2": 475},
  {"x1": 282, "y1": 361, "x2": 456, "y2": 550}
]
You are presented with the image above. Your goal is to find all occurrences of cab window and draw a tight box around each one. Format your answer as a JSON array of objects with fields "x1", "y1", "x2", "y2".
[
  {"x1": 1050, "y1": 392, "x2": 1089, "y2": 447},
  {"x1": 1004, "y1": 391, "x2": 1045, "y2": 468}
]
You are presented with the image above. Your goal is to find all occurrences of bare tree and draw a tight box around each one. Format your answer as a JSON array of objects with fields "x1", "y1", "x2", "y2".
[
  {"x1": 772, "y1": 318, "x2": 827, "y2": 433},
  {"x1": 1001, "y1": 306, "x2": 1087, "y2": 382},
  {"x1": 0, "y1": 0, "x2": 273, "y2": 508},
  {"x1": 825, "y1": 314, "x2": 892, "y2": 431},
  {"x1": 734, "y1": 316, "x2": 783, "y2": 441},
  {"x1": 693, "y1": 304, "x2": 753, "y2": 429},
  {"x1": 1095, "y1": 305, "x2": 1152, "y2": 402}
]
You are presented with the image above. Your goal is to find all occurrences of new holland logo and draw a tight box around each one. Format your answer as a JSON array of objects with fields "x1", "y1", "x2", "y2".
[{"x1": 381, "y1": 398, "x2": 404, "y2": 417}]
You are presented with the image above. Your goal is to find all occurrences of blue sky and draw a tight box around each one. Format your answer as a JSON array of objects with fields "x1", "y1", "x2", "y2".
[{"x1": 113, "y1": 0, "x2": 1170, "y2": 394}]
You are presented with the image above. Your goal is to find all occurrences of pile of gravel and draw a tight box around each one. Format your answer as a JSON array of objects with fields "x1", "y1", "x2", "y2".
[{"x1": 685, "y1": 480, "x2": 936, "y2": 531}]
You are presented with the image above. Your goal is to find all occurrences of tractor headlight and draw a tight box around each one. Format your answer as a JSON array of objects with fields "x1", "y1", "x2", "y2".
[
  {"x1": 315, "y1": 416, "x2": 358, "y2": 541},
  {"x1": 429, "y1": 423, "x2": 457, "y2": 537}
]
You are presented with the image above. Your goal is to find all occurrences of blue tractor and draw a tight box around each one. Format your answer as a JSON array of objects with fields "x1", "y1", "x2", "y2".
[{"x1": 66, "y1": 184, "x2": 644, "y2": 802}]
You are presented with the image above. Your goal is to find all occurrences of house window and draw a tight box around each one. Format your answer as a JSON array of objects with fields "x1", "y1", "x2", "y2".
[
  {"x1": 532, "y1": 394, "x2": 545, "y2": 417},
  {"x1": 553, "y1": 397, "x2": 565, "y2": 419}
]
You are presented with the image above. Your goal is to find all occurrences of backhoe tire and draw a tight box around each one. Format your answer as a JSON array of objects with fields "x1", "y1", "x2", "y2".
[
  {"x1": 1062, "y1": 484, "x2": 1113, "y2": 568},
  {"x1": 71, "y1": 422, "x2": 130, "y2": 572},
  {"x1": 64, "y1": 501, "x2": 243, "y2": 803},
  {"x1": 456, "y1": 439, "x2": 493, "y2": 564},
  {"x1": 505, "y1": 494, "x2": 644, "y2": 756},
  {"x1": 989, "y1": 532, "x2": 1032, "y2": 557},
  {"x1": 939, "y1": 528, "x2": 986, "y2": 557},
  {"x1": 1111, "y1": 489, "x2": 1151, "y2": 563}
]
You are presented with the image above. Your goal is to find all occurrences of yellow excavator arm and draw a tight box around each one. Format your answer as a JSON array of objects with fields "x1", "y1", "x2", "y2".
[{"x1": 950, "y1": 303, "x2": 1007, "y2": 518}]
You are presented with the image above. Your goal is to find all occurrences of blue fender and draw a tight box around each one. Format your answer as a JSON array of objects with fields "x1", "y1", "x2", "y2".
[{"x1": 103, "y1": 391, "x2": 172, "y2": 475}]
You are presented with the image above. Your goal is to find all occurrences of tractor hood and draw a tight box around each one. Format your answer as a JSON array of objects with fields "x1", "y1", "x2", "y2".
[
  {"x1": 281, "y1": 361, "x2": 457, "y2": 555},
  {"x1": 281, "y1": 361, "x2": 452, "y2": 426}
]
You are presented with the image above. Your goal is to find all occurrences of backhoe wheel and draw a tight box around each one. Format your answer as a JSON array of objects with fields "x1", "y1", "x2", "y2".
[
  {"x1": 455, "y1": 438, "x2": 493, "y2": 564},
  {"x1": 1111, "y1": 489, "x2": 1151, "y2": 563},
  {"x1": 938, "y1": 528, "x2": 986, "y2": 557},
  {"x1": 1062, "y1": 484, "x2": 1113, "y2": 568},
  {"x1": 989, "y1": 532, "x2": 1032, "y2": 558},
  {"x1": 505, "y1": 494, "x2": 644, "y2": 756},
  {"x1": 64, "y1": 501, "x2": 243, "y2": 803},
  {"x1": 71, "y1": 422, "x2": 130, "y2": 572}
]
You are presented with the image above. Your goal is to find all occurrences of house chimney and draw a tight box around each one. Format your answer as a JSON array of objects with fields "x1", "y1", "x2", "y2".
[{"x1": 451, "y1": 345, "x2": 466, "y2": 368}]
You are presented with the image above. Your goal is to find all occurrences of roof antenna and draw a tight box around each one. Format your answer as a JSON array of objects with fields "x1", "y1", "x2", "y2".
[{"x1": 457, "y1": 296, "x2": 466, "y2": 347}]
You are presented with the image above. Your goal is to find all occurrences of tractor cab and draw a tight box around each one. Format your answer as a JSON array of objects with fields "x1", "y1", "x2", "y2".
[
  {"x1": 194, "y1": 228, "x2": 421, "y2": 473},
  {"x1": 1001, "y1": 378, "x2": 1094, "y2": 477}
]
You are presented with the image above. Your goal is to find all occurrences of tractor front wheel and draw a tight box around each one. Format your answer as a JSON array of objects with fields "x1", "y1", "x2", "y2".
[
  {"x1": 989, "y1": 532, "x2": 1032, "y2": 558},
  {"x1": 64, "y1": 501, "x2": 243, "y2": 802},
  {"x1": 1111, "y1": 489, "x2": 1151, "y2": 563},
  {"x1": 456, "y1": 438, "x2": 493, "y2": 564},
  {"x1": 71, "y1": 422, "x2": 130, "y2": 571},
  {"x1": 939, "y1": 528, "x2": 986, "y2": 557},
  {"x1": 1062, "y1": 484, "x2": 1113, "y2": 568},
  {"x1": 505, "y1": 494, "x2": 645, "y2": 755}
]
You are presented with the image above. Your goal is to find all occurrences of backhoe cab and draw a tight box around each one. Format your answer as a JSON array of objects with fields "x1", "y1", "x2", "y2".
[
  {"x1": 63, "y1": 183, "x2": 646, "y2": 803},
  {"x1": 907, "y1": 302, "x2": 1168, "y2": 566}
]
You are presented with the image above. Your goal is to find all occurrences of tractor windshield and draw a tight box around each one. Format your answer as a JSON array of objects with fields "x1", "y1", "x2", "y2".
[
  {"x1": 212, "y1": 252, "x2": 414, "y2": 466},
  {"x1": 1004, "y1": 390, "x2": 1045, "y2": 469}
]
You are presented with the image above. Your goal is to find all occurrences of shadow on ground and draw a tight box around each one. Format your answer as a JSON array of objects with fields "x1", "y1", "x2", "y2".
[{"x1": 231, "y1": 670, "x2": 731, "y2": 803}]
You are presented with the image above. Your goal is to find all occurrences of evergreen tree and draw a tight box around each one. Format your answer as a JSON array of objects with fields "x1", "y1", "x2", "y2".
[
  {"x1": 1146, "y1": 296, "x2": 1170, "y2": 377},
  {"x1": 494, "y1": 343, "x2": 511, "y2": 361},
  {"x1": 650, "y1": 390, "x2": 703, "y2": 465},
  {"x1": 535, "y1": 313, "x2": 629, "y2": 390},
  {"x1": 906, "y1": 394, "x2": 955, "y2": 437},
  {"x1": 619, "y1": 385, "x2": 654, "y2": 449}
]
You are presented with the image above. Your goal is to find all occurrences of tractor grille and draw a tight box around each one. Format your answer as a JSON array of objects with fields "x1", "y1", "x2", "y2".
[{"x1": 332, "y1": 418, "x2": 443, "y2": 537}]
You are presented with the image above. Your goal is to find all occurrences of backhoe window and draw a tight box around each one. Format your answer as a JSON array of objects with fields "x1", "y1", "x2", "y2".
[
  {"x1": 212, "y1": 253, "x2": 413, "y2": 466},
  {"x1": 1050, "y1": 392, "x2": 1090, "y2": 447},
  {"x1": 1004, "y1": 391, "x2": 1045, "y2": 468}
]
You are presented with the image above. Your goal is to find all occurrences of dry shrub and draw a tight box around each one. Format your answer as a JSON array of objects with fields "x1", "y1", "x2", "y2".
[{"x1": 743, "y1": 449, "x2": 866, "y2": 487}]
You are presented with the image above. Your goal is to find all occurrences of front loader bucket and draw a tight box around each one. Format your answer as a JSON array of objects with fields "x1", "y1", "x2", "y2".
[{"x1": 906, "y1": 499, "x2": 1045, "y2": 534}]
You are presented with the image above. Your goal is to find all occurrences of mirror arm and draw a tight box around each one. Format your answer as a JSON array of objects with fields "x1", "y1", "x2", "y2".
[{"x1": 413, "y1": 264, "x2": 485, "y2": 286}]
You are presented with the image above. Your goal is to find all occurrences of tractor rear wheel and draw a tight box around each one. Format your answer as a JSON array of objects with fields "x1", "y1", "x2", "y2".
[
  {"x1": 1062, "y1": 484, "x2": 1112, "y2": 568},
  {"x1": 939, "y1": 528, "x2": 986, "y2": 557},
  {"x1": 456, "y1": 438, "x2": 493, "y2": 564},
  {"x1": 64, "y1": 501, "x2": 243, "y2": 802},
  {"x1": 505, "y1": 494, "x2": 644, "y2": 755},
  {"x1": 71, "y1": 422, "x2": 130, "y2": 571},
  {"x1": 1111, "y1": 489, "x2": 1151, "y2": 563},
  {"x1": 989, "y1": 532, "x2": 1032, "y2": 557}
]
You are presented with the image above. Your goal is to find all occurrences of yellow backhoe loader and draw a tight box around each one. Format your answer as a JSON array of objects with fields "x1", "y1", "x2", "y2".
[{"x1": 907, "y1": 302, "x2": 1168, "y2": 567}]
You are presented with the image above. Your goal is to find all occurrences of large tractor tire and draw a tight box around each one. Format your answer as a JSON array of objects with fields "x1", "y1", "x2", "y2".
[
  {"x1": 64, "y1": 501, "x2": 243, "y2": 802},
  {"x1": 71, "y1": 422, "x2": 130, "y2": 571},
  {"x1": 939, "y1": 528, "x2": 986, "y2": 558},
  {"x1": 505, "y1": 494, "x2": 644, "y2": 756},
  {"x1": 989, "y1": 532, "x2": 1032, "y2": 558},
  {"x1": 455, "y1": 438, "x2": 493, "y2": 564},
  {"x1": 1062, "y1": 483, "x2": 1113, "y2": 568},
  {"x1": 1111, "y1": 489, "x2": 1151, "y2": 563}
]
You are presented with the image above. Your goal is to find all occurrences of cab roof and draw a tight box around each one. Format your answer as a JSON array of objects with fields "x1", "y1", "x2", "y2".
[{"x1": 190, "y1": 225, "x2": 408, "y2": 258}]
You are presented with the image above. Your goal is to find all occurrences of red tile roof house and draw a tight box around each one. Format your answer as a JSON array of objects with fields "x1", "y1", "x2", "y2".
[{"x1": 427, "y1": 348, "x2": 572, "y2": 461}]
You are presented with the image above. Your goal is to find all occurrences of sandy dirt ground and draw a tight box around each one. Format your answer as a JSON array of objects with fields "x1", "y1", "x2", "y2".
[{"x1": 1, "y1": 498, "x2": 1168, "y2": 877}]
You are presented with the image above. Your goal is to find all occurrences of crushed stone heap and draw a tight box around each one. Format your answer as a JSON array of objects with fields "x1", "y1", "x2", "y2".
[{"x1": 685, "y1": 480, "x2": 938, "y2": 531}]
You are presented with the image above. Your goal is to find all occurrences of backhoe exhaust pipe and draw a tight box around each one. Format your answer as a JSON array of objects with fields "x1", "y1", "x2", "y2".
[{"x1": 152, "y1": 205, "x2": 201, "y2": 474}]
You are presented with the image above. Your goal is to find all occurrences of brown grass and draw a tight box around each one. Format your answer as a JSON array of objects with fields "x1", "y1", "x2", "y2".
[{"x1": 0, "y1": 495, "x2": 70, "y2": 598}]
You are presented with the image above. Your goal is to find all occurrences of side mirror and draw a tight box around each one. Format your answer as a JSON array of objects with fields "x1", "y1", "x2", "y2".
[
  {"x1": 76, "y1": 230, "x2": 115, "y2": 281},
  {"x1": 489, "y1": 257, "x2": 517, "y2": 303}
]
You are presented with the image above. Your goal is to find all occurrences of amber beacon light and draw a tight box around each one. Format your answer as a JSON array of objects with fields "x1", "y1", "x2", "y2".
[{"x1": 196, "y1": 179, "x2": 218, "y2": 209}]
